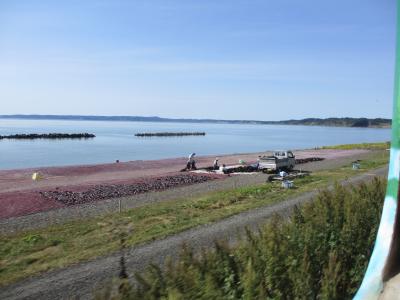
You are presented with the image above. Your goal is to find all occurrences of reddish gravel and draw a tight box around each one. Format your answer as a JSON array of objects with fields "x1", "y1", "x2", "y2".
[
  {"x1": 0, "y1": 173, "x2": 221, "y2": 219},
  {"x1": 0, "y1": 149, "x2": 369, "y2": 220},
  {"x1": 0, "y1": 192, "x2": 63, "y2": 219}
]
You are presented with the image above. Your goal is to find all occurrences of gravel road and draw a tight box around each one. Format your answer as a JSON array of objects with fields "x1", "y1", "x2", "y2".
[
  {"x1": 0, "y1": 150, "x2": 379, "y2": 235},
  {"x1": 0, "y1": 165, "x2": 388, "y2": 300}
]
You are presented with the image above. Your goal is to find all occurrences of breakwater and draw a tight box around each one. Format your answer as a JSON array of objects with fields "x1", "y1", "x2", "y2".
[
  {"x1": 135, "y1": 132, "x2": 206, "y2": 137},
  {"x1": 0, "y1": 133, "x2": 95, "y2": 140}
]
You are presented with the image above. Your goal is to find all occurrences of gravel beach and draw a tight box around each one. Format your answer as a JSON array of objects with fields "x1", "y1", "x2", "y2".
[{"x1": 0, "y1": 149, "x2": 373, "y2": 234}]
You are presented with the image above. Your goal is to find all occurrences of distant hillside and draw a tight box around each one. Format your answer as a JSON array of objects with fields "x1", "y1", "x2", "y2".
[
  {"x1": 275, "y1": 117, "x2": 391, "y2": 128},
  {"x1": 0, "y1": 115, "x2": 391, "y2": 128}
]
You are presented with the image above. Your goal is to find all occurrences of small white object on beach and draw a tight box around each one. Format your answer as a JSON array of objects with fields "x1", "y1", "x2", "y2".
[
  {"x1": 217, "y1": 165, "x2": 227, "y2": 174},
  {"x1": 279, "y1": 171, "x2": 288, "y2": 177},
  {"x1": 32, "y1": 172, "x2": 42, "y2": 181}
]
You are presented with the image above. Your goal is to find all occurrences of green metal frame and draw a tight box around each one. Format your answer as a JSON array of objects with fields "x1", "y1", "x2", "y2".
[{"x1": 354, "y1": 2, "x2": 400, "y2": 298}]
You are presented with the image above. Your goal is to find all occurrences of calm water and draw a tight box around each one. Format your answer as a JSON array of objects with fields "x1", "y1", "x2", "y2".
[{"x1": 0, "y1": 119, "x2": 391, "y2": 170}]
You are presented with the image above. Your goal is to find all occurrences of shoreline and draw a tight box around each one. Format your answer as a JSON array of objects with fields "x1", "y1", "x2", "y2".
[
  {"x1": 0, "y1": 147, "x2": 370, "y2": 173},
  {"x1": 0, "y1": 148, "x2": 368, "y2": 178}
]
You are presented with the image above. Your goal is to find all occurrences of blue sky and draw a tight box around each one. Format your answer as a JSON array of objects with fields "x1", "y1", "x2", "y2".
[{"x1": 0, "y1": 0, "x2": 396, "y2": 120}]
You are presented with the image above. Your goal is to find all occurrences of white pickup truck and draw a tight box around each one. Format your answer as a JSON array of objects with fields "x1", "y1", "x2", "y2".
[{"x1": 257, "y1": 150, "x2": 296, "y2": 172}]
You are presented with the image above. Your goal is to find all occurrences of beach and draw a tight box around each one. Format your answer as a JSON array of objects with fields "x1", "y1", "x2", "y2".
[{"x1": 0, "y1": 148, "x2": 370, "y2": 222}]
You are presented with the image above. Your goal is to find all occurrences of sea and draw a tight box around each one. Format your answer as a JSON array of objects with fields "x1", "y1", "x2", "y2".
[{"x1": 0, "y1": 119, "x2": 391, "y2": 170}]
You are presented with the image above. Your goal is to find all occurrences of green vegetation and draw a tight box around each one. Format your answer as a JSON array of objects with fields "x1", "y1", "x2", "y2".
[
  {"x1": 0, "y1": 152, "x2": 388, "y2": 286},
  {"x1": 112, "y1": 178, "x2": 385, "y2": 300},
  {"x1": 276, "y1": 117, "x2": 391, "y2": 128},
  {"x1": 322, "y1": 141, "x2": 390, "y2": 150}
]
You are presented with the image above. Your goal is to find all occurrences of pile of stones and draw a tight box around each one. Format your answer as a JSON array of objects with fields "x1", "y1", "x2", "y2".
[
  {"x1": 40, "y1": 174, "x2": 214, "y2": 206},
  {"x1": 295, "y1": 157, "x2": 325, "y2": 164}
]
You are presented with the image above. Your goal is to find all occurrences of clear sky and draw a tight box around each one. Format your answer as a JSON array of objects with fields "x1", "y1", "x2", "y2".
[{"x1": 0, "y1": 0, "x2": 396, "y2": 120}]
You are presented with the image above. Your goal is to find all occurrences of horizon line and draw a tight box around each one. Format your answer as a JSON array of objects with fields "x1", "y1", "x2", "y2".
[{"x1": 0, "y1": 114, "x2": 392, "y2": 124}]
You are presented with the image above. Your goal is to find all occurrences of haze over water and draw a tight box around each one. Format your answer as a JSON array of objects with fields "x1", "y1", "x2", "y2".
[{"x1": 0, "y1": 119, "x2": 391, "y2": 170}]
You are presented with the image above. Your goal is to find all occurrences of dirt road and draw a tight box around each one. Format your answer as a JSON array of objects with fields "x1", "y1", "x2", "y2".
[{"x1": 0, "y1": 166, "x2": 388, "y2": 300}]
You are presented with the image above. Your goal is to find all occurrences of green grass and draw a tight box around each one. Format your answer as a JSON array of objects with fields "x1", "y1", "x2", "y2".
[
  {"x1": 0, "y1": 151, "x2": 389, "y2": 286},
  {"x1": 321, "y1": 141, "x2": 390, "y2": 150},
  {"x1": 126, "y1": 179, "x2": 386, "y2": 300}
]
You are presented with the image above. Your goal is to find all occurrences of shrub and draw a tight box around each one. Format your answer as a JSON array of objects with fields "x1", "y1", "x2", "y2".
[{"x1": 100, "y1": 178, "x2": 385, "y2": 299}]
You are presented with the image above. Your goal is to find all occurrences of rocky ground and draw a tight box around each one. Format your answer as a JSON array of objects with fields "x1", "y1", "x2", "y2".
[{"x1": 40, "y1": 174, "x2": 217, "y2": 206}]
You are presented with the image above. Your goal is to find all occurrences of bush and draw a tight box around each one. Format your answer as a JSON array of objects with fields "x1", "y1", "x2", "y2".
[{"x1": 100, "y1": 178, "x2": 385, "y2": 299}]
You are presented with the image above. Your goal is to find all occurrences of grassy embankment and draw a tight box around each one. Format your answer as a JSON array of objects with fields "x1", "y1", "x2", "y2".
[
  {"x1": 121, "y1": 178, "x2": 386, "y2": 300},
  {"x1": 321, "y1": 141, "x2": 390, "y2": 150},
  {"x1": 0, "y1": 149, "x2": 389, "y2": 287}
]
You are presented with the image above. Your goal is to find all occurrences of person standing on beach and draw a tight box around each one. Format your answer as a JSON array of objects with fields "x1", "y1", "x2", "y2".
[
  {"x1": 187, "y1": 153, "x2": 196, "y2": 170},
  {"x1": 213, "y1": 158, "x2": 219, "y2": 170}
]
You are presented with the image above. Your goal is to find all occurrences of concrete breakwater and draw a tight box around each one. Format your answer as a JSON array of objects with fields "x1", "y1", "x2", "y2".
[
  {"x1": 0, "y1": 133, "x2": 95, "y2": 140},
  {"x1": 135, "y1": 132, "x2": 206, "y2": 137}
]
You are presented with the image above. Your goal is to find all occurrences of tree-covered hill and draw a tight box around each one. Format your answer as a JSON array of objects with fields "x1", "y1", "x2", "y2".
[{"x1": 0, "y1": 115, "x2": 391, "y2": 128}]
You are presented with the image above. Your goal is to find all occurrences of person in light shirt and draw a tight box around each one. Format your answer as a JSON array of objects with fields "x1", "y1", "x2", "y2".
[
  {"x1": 187, "y1": 153, "x2": 196, "y2": 170},
  {"x1": 213, "y1": 158, "x2": 219, "y2": 170}
]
